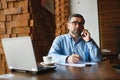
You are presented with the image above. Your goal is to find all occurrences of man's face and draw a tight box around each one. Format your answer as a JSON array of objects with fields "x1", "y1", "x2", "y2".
[{"x1": 68, "y1": 17, "x2": 84, "y2": 37}]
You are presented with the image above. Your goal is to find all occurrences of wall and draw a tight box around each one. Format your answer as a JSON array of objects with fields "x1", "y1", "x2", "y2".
[
  {"x1": 55, "y1": 0, "x2": 69, "y2": 36},
  {"x1": 30, "y1": 0, "x2": 55, "y2": 62},
  {"x1": 70, "y1": 0, "x2": 100, "y2": 46},
  {"x1": 0, "y1": 0, "x2": 32, "y2": 74},
  {"x1": 98, "y1": 0, "x2": 120, "y2": 54},
  {"x1": 0, "y1": 0, "x2": 55, "y2": 74}
]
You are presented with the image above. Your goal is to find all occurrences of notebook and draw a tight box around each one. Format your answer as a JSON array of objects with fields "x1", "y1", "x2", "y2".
[{"x1": 1, "y1": 36, "x2": 56, "y2": 74}]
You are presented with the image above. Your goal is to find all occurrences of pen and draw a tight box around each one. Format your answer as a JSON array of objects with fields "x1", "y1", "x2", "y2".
[
  {"x1": 73, "y1": 51, "x2": 75, "y2": 54},
  {"x1": 73, "y1": 51, "x2": 81, "y2": 62}
]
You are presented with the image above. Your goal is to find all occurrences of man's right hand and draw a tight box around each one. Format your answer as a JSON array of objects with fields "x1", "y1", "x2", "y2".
[{"x1": 67, "y1": 54, "x2": 81, "y2": 63}]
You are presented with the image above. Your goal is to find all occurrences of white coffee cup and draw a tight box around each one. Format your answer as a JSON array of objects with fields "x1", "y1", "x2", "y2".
[{"x1": 43, "y1": 56, "x2": 52, "y2": 64}]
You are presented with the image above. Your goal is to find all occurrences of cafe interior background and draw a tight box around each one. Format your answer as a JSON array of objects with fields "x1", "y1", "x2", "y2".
[{"x1": 0, "y1": 0, "x2": 120, "y2": 74}]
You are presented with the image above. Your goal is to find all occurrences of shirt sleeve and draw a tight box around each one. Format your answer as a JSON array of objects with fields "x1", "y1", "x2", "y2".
[
  {"x1": 86, "y1": 40, "x2": 102, "y2": 62},
  {"x1": 48, "y1": 36, "x2": 68, "y2": 63}
]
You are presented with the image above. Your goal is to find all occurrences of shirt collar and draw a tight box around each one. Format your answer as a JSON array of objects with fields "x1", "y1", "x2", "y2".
[{"x1": 67, "y1": 33, "x2": 82, "y2": 41}]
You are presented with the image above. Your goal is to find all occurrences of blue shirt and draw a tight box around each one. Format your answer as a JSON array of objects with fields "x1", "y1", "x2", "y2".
[{"x1": 48, "y1": 33, "x2": 101, "y2": 63}]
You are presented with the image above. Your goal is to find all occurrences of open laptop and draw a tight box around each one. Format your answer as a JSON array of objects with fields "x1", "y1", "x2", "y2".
[{"x1": 1, "y1": 36, "x2": 56, "y2": 74}]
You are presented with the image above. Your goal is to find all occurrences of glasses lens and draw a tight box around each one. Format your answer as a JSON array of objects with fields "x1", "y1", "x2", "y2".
[{"x1": 71, "y1": 21, "x2": 83, "y2": 26}]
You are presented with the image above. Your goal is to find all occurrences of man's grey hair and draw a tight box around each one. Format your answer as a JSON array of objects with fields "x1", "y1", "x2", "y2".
[{"x1": 68, "y1": 14, "x2": 85, "y2": 24}]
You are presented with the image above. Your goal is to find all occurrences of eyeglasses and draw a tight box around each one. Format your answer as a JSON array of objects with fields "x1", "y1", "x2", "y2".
[{"x1": 70, "y1": 21, "x2": 84, "y2": 26}]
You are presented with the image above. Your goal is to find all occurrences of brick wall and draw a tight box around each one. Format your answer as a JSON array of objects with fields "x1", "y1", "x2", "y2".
[
  {"x1": 0, "y1": 0, "x2": 34, "y2": 74},
  {"x1": 55, "y1": 0, "x2": 69, "y2": 36},
  {"x1": 0, "y1": 0, "x2": 56, "y2": 74},
  {"x1": 0, "y1": 0, "x2": 69, "y2": 74}
]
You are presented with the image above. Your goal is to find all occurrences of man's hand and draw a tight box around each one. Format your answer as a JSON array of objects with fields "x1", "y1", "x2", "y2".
[
  {"x1": 81, "y1": 29, "x2": 91, "y2": 42},
  {"x1": 67, "y1": 54, "x2": 81, "y2": 63}
]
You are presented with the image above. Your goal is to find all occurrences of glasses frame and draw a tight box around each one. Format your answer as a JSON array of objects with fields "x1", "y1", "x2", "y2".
[{"x1": 70, "y1": 21, "x2": 84, "y2": 26}]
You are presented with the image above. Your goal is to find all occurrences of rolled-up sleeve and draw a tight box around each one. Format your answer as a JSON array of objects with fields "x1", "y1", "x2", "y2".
[
  {"x1": 48, "y1": 36, "x2": 68, "y2": 63},
  {"x1": 86, "y1": 41, "x2": 101, "y2": 62}
]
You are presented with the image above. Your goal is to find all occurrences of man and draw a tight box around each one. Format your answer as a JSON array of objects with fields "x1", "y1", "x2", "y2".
[{"x1": 48, "y1": 14, "x2": 101, "y2": 64}]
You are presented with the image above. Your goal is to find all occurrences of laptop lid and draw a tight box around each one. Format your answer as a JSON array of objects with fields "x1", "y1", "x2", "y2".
[{"x1": 1, "y1": 36, "x2": 38, "y2": 72}]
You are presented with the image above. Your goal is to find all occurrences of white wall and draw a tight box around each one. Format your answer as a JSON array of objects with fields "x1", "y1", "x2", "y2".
[{"x1": 70, "y1": 0, "x2": 100, "y2": 46}]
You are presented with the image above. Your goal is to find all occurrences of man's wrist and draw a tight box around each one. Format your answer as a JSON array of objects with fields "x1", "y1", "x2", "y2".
[
  {"x1": 66, "y1": 56, "x2": 69, "y2": 63},
  {"x1": 86, "y1": 38, "x2": 92, "y2": 42}
]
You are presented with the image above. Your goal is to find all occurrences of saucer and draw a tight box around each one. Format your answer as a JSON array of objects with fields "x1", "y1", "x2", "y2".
[{"x1": 40, "y1": 62, "x2": 55, "y2": 67}]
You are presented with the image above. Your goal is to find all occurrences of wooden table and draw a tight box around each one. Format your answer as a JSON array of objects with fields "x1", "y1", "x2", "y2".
[{"x1": 7, "y1": 60, "x2": 120, "y2": 80}]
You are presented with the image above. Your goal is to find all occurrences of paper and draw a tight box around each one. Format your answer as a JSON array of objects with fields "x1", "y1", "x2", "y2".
[
  {"x1": 58, "y1": 63, "x2": 86, "y2": 67},
  {"x1": 0, "y1": 73, "x2": 14, "y2": 79},
  {"x1": 84, "y1": 62, "x2": 97, "y2": 65},
  {"x1": 57, "y1": 62, "x2": 97, "y2": 67}
]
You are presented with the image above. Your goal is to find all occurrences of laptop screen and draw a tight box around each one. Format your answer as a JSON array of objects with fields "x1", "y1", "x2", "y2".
[{"x1": 2, "y1": 36, "x2": 38, "y2": 72}]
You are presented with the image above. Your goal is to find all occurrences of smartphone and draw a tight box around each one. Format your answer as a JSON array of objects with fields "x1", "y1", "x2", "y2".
[{"x1": 81, "y1": 32, "x2": 85, "y2": 37}]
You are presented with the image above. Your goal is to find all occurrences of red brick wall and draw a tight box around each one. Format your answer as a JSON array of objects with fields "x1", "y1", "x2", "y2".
[
  {"x1": 0, "y1": 0, "x2": 31, "y2": 74},
  {"x1": 0, "y1": 0, "x2": 56, "y2": 74},
  {"x1": 0, "y1": 0, "x2": 69, "y2": 74},
  {"x1": 55, "y1": 0, "x2": 69, "y2": 36}
]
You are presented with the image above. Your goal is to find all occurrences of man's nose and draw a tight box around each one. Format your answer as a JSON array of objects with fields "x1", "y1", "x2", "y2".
[
  {"x1": 76, "y1": 24, "x2": 81, "y2": 28},
  {"x1": 76, "y1": 24, "x2": 83, "y2": 29}
]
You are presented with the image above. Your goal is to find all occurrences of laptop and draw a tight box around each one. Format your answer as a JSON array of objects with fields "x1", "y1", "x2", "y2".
[{"x1": 1, "y1": 36, "x2": 56, "y2": 74}]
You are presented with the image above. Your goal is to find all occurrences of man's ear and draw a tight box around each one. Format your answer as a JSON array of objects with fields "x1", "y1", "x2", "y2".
[{"x1": 67, "y1": 22, "x2": 70, "y2": 29}]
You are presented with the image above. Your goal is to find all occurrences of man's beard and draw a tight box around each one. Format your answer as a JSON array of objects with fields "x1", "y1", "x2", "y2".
[{"x1": 71, "y1": 30, "x2": 81, "y2": 37}]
